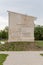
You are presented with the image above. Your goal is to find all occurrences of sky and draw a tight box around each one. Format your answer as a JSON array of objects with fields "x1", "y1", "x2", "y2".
[{"x1": 0, "y1": 0, "x2": 43, "y2": 30}]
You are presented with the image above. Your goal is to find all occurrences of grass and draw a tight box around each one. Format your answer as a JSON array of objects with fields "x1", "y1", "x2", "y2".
[
  {"x1": 35, "y1": 41, "x2": 43, "y2": 47},
  {"x1": 0, "y1": 42, "x2": 31, "y2": 51},
  {"x1": 0, "y1": 40, "x2": 43, "y2": 51},
  {"x1": 40, "y1": 54, "x2": 43, "y2": 56},
  {"x1": 0, "y1": 54, "x2": 8, "y2": 65}
]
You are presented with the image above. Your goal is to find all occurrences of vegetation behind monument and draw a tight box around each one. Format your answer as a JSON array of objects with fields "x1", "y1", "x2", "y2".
[
  {"x1": 34, "y1": 25, "x2": 43, "y2": 40},
  {"x1": 0, "y1": 26, "x2": 8, "y2": 40},
  {"x1": 0, "y1": 25, "x2": 43, "y2": 40}
]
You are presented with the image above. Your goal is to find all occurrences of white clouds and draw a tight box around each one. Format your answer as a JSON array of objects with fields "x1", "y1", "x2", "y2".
[
  {"x1": 35, "y1": 18, "x2": 43, "y2": 25},
  {"x1": 0, "y1": 0, "x2": 43, "y2": 17},
  {"x1": 0, "y1": 16, "x2": 8, "y2": 30},
  {"x1": 0, "y1": 0, "x2": 43, "y2": 30}
]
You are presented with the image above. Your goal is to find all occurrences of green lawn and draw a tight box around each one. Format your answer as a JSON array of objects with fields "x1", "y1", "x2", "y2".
[
  {"x1": 35, "y1": 41, "x2": 43, "y2": 47},
  {"x1": 0, "y1": 42, "x2": 31, "y2": 51},
  {"x1": 0, "y1": 54, "x2": 8, "y2": 65},
  {"x1": 40, "y1": 54, "x2": 43, "y2": 56},
  {"x1": 0, "y1": 40, "x2": 43, "y2": 51}
]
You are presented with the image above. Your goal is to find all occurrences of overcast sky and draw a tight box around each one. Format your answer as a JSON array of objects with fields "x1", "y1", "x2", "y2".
[{"x1": 0, "y1": 0, "x2": 43, "y2": 30}]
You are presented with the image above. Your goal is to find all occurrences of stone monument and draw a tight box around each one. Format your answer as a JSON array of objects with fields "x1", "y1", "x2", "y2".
[{"x1": 8, "y1": 11, "x2": 36, "y2": 42}]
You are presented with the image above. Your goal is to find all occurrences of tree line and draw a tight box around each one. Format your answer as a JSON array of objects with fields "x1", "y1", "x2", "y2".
[
  {"x1": 34, "y1": 25, "x2": 43, "y2": 40},
  {"x1": 0, "y1": 25, "x2": 43, "y2": 40},
  {"x1": 0, "y1": 26, "x2": 8, "y2": 40}
]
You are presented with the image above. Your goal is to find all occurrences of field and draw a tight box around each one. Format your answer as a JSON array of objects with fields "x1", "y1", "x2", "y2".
[
  {"x1": 0, "y1": 40, "x2": 43, "y2": 51},
  {"x1": 0, "y1": 54, "x2": 8, "y2": 65},
  {"x1": 35, "y1": 41, "x2": 43, "y2": 47}
]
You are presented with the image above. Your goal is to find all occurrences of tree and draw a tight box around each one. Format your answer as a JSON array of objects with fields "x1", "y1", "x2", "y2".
[
  {"x1": 0, "y1": 26, "x2": 8, "y2": 40},
  {"x1": 2, "y1": 30, "x2": 6, "y2": 39},
  {"x1": 34, "y1": 25, "x2": 43, "y2": 40},
  {"x1": 0, "y1": 30, "x2": 2, "y2": 40},
  {"x1": 4, "y1": 26, "x2": 8, "y2": 39}
]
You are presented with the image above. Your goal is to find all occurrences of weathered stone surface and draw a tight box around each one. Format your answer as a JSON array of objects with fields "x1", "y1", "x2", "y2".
[{"x1": 8, "y1": 11, "x2": 36, "y2": 42}]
